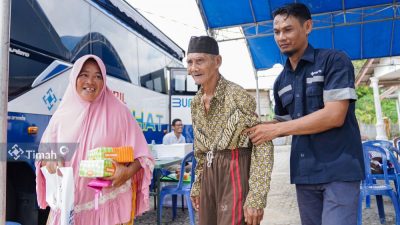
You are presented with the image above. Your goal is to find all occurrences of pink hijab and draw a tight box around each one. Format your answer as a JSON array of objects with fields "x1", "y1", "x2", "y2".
[{"x1": 36, "y1": 55, "x2": 153, "y2": 224}]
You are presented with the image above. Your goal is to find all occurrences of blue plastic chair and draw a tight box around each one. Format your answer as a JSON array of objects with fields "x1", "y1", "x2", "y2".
[
  {"x1": 358, "y1": 143, "x2": 400, "y2": 225},
  {"x1": 394, "y1": 137, "x2": 400, "y2": 153},
  {"x1": 6, "y1": 222, "x2": 21, "y2": 225},
  {"x1": 366, "y1": 140, "x2": 400, "y2": 157},
  {"x1": 364, "y1": 141, "x2": 400, "y2": 183},
  {"x1": 363, "y1": 141, "x2": 400, "y2": 216},
  {"x1": 158, "y1": 151, "x2": 196, "y2": 225},
  {"x1": 363, "y1": 140, "x2": 400, "y2": 207},
  {"x1": 150, "y1": 168, "x2": 174, "y2": 210}
]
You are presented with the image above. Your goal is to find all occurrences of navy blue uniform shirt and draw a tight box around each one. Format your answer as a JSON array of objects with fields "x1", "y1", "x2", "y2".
[{"x1": 273, "y1": 45, "x2": 365, "y2": 184}]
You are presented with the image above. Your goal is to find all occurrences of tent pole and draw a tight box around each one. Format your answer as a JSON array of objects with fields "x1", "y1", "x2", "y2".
[
  {"x1": 370, "y1": 77, "x2": 388, "y2": 140},
  {"x1": 240, "y1": 30, "x2": 261, "y2": 119},
  {"x1": 255, "y1": 70, "x2": 261, "y2": 118},
  {"x1": 208, "y1": 28, "x2": 215, "y2": 38},
  {"x1": 0, "y1": 0, "x2": 10, "y2": 223}
]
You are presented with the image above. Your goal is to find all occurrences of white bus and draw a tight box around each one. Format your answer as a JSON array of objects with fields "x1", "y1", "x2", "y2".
[{"x1": 6, "y1": 0, "x2": 196, "y2": 224}]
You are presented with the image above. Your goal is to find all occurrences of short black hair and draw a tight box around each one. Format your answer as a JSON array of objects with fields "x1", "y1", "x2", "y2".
[
  {"x1": 172, "y1": 118, "x2": 182, "y2": 126},
  {"x1": 272, "y1": 3, "x2": 311, "y2": 24}
]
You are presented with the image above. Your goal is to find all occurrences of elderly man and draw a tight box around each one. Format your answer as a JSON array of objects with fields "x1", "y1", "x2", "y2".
[
  {"x1": 246, "y1": 3, "x2": 364, "y2": 225},
  {"x1": 187, "y1": 36, "x2": 274, "y2": 225}
]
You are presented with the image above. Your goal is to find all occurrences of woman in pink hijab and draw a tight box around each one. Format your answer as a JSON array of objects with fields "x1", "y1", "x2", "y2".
[{"x1": 36, "y1": 55, "x2": 154, "y2": 225}]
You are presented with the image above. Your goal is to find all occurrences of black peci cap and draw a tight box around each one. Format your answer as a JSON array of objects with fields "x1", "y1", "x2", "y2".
[{"x1": 187, "y1": 36, "x2": 219, "y2": 55}]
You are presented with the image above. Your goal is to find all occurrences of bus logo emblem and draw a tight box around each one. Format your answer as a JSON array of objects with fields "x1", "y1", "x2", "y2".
[{"x1": 43, "y1": 88, "x2": 58, "y2": 111}]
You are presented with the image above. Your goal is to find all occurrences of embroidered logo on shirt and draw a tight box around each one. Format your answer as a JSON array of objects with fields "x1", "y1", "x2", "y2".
[{"x1": 310, "y1": 69, "x2": 322, "y2": 76}]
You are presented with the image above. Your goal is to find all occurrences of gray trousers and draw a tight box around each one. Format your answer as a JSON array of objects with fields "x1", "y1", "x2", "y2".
[{"x1": 296, "y1": 181, "x2": 360, "y2": 225}]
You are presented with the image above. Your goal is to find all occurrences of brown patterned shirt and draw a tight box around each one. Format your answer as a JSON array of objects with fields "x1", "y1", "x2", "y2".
[{"x1": 190, "y1": 75, "x2": 274, "y2": 209}]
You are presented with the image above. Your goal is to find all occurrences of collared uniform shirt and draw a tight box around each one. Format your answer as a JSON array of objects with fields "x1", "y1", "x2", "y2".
[
  {"x1": 190, "y1": 76, "x2": 274, "y2": 209},
  {"x1": 162, "y1": 132, "x2": 186, "y2": 145},
  {"x1": 274, "y1": 45, "x2": 364, "y2": 184}
]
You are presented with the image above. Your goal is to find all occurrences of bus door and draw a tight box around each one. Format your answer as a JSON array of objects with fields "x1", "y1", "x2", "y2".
[{"x1": 168, "y1": 67, "x2": 198, "y2": 143}]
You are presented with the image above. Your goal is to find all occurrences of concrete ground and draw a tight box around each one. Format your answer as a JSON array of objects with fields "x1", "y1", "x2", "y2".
[{"x1": 135, "y1": 145, "x2": 397, "y2": 225}]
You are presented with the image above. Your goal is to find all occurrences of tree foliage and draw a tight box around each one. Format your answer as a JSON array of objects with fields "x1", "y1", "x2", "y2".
[
  {"x1": 355, "y1": 86, "x2": 398, "y2": 124},
  {"x1": 353, "y1": 59, "x2": 366, "y2": 76}
]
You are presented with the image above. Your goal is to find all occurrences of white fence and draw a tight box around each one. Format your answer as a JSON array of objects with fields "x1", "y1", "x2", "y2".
[{"x1": 359, "y1": 123, "x2": 399, "y2": 140}]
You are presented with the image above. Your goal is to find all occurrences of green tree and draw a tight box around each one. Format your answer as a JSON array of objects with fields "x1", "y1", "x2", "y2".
[
  {"x1": 353, "y1": 59, "x2": 366, "y2": 76},
  {"x1": 355, "y1": 86, "x2": 398, "y2": 124}
]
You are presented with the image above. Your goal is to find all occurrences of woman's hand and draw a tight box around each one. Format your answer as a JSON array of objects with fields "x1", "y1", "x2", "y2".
[
  {"x1": 41, "y1": 160, "x2": 64, "y2": 176},
  {"x1": 104, "y1": 159, "x2": 141, "y2": 188}
]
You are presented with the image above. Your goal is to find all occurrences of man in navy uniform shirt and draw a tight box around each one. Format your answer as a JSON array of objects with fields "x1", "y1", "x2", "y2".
[{"x1": 246, "y1": 3, "x2": 364, "y2": 225}]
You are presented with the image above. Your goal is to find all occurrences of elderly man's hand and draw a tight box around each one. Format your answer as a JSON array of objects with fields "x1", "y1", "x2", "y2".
[
  {"x1": 190, "y1": 196, "x2": 200, "y2": 211},
  {"x1": 244, "y1": 123, "x2": 281, "y2": 146},
  {"x1": 244, "y1": 207, "x2": 264, "y2": 225}
]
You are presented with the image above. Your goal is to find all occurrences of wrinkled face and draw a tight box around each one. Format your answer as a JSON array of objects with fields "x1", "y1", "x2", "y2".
[
  {"x1": 186, "y1": 53, "x2": 221, "y2": 85},
  {"x1": 173, "y1": 120, "x2": 183, "y2": 133},
  {"x1": 273, "y1": 14, "x2": 312, "y2": 57},
  {"x1": 76, "y1": 60, "x2": 104, "y2": 102}
]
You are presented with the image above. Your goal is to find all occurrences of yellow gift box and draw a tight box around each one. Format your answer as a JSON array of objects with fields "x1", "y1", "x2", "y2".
[{"x1": 88, "y1": 146, "x2": 134, "y2": 163}]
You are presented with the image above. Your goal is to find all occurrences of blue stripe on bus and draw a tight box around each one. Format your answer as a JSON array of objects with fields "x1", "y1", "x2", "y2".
[{"x1": 42, "y1": 64, "x2": 69, "y2": 81}]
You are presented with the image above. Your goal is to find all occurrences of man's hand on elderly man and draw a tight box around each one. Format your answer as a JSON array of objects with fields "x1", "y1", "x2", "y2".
[{"x1": 245, "y1": 123, "x2": 281, "y2": 146}]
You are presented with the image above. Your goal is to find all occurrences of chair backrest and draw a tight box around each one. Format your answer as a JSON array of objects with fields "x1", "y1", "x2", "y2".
[
  {"x1": 365, "y1": 140, "x2": 399, "y2": 154},
  {"x1": 362, "y1": 142, "x2": 391, "y2": 185},
  {"x1": 393, "y1": 136, "x2": 400, "y2": 149},
  {"x1": 176, "y1": 151, "x2": 196, "y2": 189},
  {"x1": 364, "y1": 140, "x2": 400, "y2": 169}
]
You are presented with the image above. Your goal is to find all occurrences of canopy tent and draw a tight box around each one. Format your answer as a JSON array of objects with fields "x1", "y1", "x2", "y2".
[
  {"x1": 196, "y1": 0, "x2": 400, "y2": 70},
  {"x1": 195, "y1": 0, "x2": 400, "y2": 117}
]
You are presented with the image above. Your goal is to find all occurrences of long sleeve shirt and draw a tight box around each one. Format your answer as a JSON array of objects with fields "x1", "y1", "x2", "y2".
[{"x1": 190, "y1": 75, "x2": 274, "y2": 209}]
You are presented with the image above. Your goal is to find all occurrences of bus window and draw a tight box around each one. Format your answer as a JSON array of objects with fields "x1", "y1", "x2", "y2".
[
  {"x1": 8, "y1": 47, "x2": 53, "y2": 100},
  {"x1": 187, "y1": 75, "x2": 198, "y2": 92},
  {"x1": 90, "y1": 8, "x2": 139, "y2": 84},
  {"x1": 11, "y1": 0, "x2": 70, "y2": 60},
  {"x1": 174, "y1": 75, "x2": 186, "y2": 92},
  {"x1": 35, "y1": 0, "x2": 90, "y2": 53},
  {"x1": 140, "y1": 68, "x2": 167, "y2": 94},
  {"x1": 138, "y1": 38, "x2": 168, "y2": 93},
  {"x1": 91, "y1": 35, "x2": 131, "y2": 83},
  {"x1": 154, "y1": 77, "x2": 163, "y2": 93},
  {"x1": 170, "y1": 67, "x2": 198, "y2": 95}
]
